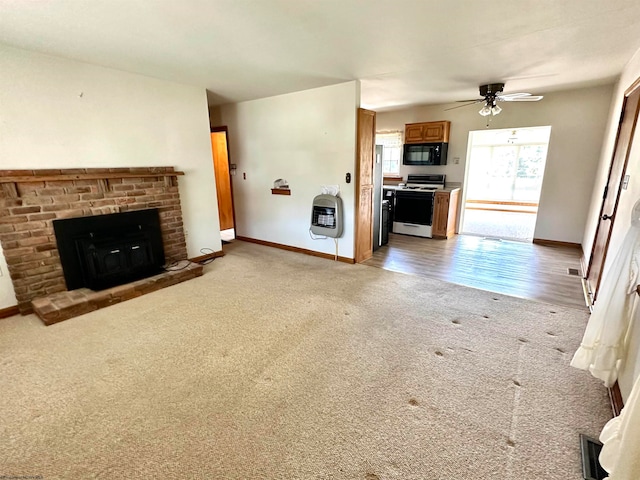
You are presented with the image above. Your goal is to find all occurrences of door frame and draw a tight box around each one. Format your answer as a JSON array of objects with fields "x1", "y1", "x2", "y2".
[
  {"x1": 210, "y1": 126, "x2": 237, "y2": 235},
  {"x1": 459, "y1": 126, "x2": 551, "y2": 241},
  {"x1": 585, "y1": 76, "x2": 640, "y2": 301}
]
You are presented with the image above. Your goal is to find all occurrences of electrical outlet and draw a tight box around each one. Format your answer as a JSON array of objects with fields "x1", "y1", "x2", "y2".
[
  {"x1": 453, "y1": 157, "x2": 460, "y2": 164},
  {"x1": 184, "y1": 229, "x2": 189, "y2": 238}
]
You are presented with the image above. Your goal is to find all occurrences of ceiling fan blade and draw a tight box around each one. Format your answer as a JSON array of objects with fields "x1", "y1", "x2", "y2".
[
  {"x1": 455, "y1": 98, "x2": 482, "y2": 103},
  {"x1": 499, "y1": 92, "x2": 532, "y2": 99},
  {"x1": 501, "y1": 95, "x2": 544, "y2": 102},
  {"x1": 444, "y1": 101, "x2": 481, "y2": 111}
]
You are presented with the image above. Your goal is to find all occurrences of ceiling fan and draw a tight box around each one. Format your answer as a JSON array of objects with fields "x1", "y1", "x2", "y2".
[{"x1": 447, "y1": 83, "x2": 543, "y2": 116}]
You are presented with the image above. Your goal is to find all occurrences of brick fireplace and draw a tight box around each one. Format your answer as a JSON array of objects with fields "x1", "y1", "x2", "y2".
[{"x1": 0, "y1": 167, "x2": 190, "y2": 317}]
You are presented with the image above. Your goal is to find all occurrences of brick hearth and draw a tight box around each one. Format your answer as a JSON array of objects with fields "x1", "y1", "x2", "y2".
[
  {"x1": 0, "y1": 167, "x2": 189, "y2": 318},
  {"x1": 32, "y1": 263, "x2": 203, "y2": 325}
]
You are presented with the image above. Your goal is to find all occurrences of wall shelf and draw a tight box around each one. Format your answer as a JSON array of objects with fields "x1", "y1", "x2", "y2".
[{"x1": 271, "y1": 188, "x2": 291, "y2": 195}]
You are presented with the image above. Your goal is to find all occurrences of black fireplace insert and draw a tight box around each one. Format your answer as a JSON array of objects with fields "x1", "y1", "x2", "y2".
[{"x1": 53, "y1": 209, "x2": 165, "y2": 291}]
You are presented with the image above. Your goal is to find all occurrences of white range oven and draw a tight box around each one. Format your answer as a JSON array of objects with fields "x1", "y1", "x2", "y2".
[{"x1": 393, "y1": 174, "x2": 445, "y2": 238}]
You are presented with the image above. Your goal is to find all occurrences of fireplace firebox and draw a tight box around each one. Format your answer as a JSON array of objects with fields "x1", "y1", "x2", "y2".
[{"x1": 53, "y1": 209, "x2": 165, "y2": 291}]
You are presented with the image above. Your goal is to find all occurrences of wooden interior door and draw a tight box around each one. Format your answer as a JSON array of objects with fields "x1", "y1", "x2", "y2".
[
  {"x1": 355, "y1": 108, "x2": 376, "y2": 263},
  {"x1": 210, "y1": 130, "x2": 235, "y2": 231},
  {"x1": 586, "y1": 79, "x2": 640, "y2": 301}
]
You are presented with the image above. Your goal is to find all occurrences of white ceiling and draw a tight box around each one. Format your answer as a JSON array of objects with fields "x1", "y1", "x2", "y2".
[{"x1": 2, "y1": 0, "x2": 640, "y2": 111}]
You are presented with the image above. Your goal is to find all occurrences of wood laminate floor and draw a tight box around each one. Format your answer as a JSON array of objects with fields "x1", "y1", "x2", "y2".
[{"x1": 364, "y1": 233, "x2": 588, "y2": 310}]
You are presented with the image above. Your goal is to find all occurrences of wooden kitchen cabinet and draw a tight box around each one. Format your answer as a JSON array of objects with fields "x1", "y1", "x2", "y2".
[
  {"x1": 404, "y1": 121, "x2": 451, "y2": 143},
  {"x1": 432, "y1": 188, "x2": 460, "y2": 239}
]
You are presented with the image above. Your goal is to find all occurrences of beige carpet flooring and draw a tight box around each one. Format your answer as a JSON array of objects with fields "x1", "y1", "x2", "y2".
[{"x1": 0, "y1": 241, "x2": 611, "y2": 479}]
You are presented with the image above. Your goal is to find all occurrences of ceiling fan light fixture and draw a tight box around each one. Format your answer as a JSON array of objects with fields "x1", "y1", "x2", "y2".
[
  {"x1": 479, "y1": 104, "x2": 492, "y2": 116},
  {"x1": 448, "y1": 83, "x2": 543, "y2": 116}
]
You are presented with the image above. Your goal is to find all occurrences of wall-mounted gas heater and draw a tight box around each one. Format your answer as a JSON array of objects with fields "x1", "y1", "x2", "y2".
[{"x1": 310, "y1": 194, "x2": 343, "y2": 238}]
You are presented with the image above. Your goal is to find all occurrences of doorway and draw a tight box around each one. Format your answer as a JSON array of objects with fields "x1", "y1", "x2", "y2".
[
  {"x1": 460, "y1": 126, "x2": 552, "y2": 241},
  {"x1": 586, "y1": 78, "x2": 640, "y2": 302},
  {"x1": 210, "y1": 128, "x2": 235, "y2": 241}
]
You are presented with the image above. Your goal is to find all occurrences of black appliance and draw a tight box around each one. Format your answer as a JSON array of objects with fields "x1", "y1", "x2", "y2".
[
  {"x1": 403, "y1": 142, "x2": 448, "y2": 166},
  {"x1": 383, "y1": 188, "x2": 395, "y2": 230},
  {"x1": 393, "y1": 174, "x2": 445, "y2": 238},
  {"x1": 381, "y1": 200, "x2": 390, "y2": 246},
  {"x1": 395, "y1": 191, "x2": 434, "y2": 224}
]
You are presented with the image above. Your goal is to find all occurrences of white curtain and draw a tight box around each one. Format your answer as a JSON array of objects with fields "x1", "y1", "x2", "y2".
[
  {"x1": 571, "y1": 201, "x2": 640, "y2": 387},
  {"x1": 375, "y1": 131, "x2": 402, "y2": 148},
  {"x1": 599, "y1": 374, "x2": 640, "y2": 478}
]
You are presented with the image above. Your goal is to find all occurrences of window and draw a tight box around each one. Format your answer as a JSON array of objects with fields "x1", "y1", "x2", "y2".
[
  {"x1": 467, "y1": 144, "x2": 549, "y2": 202},
  {"x1": 376, "y1": 131, "x2": 402, "y2": 176}
]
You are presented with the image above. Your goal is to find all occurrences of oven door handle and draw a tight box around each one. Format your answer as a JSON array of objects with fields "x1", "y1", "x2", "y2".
[
  {"x1": 402, "y1": 223, "x2": 420, "y2": 227},
  {"x1": 395, "y1": 191, "x2": 435, "y2": 199}
]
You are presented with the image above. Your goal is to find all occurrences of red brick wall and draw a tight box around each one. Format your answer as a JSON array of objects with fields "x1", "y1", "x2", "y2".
[{"x1": 0, "y1": 167, "x2": 188, "y2": 314}]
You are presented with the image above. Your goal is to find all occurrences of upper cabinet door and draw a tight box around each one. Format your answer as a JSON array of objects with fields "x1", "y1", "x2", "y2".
[
  {"x1": 404, "y1": 121, "x2": 451, "y2": 143},
  {"x1": 405, "y1": 124, "x2": 425, "y2": 143},
  {"x1": 424, "y1": 122, "x2": 448, "y2": 142}
]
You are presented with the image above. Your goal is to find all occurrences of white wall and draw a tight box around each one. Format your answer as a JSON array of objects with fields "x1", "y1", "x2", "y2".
[
  {"x1": 376, "y1": 84, "x2": 614, "y2": 243},
  {"x1": 218, "y1": 82, "x2": 359, "y2": 259},
  {"x1": 0, "y1": 44, "x2": 221, "y2": 309},
  {"x1": 583, "y1": 47, "x2": 640, "y2": 400}
]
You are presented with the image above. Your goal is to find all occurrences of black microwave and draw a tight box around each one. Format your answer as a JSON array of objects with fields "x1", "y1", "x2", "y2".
[{"x1": 403, "y1": 142, "x2": 448, "y2": 165}]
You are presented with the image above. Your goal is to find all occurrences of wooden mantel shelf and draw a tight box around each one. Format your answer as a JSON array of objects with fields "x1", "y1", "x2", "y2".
[{"x1": 0, "y1": 171, "x2": 185, "y2": 183}]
